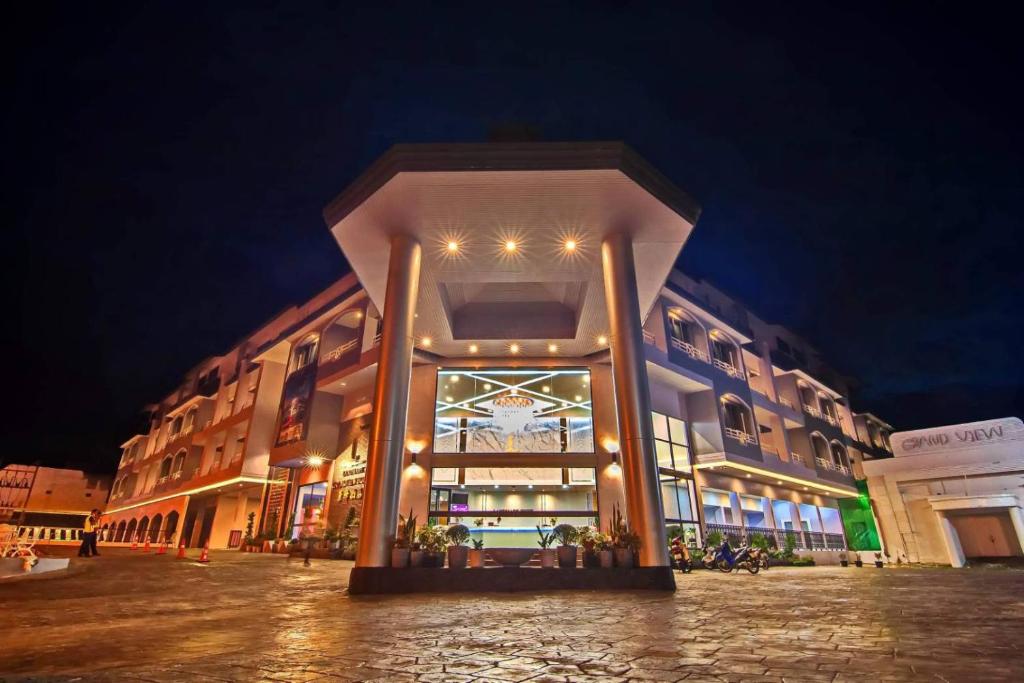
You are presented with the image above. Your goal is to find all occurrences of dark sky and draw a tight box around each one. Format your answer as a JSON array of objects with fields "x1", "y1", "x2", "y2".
[{"x1": 7, "y1": 2, "x2": 1022, "y2": 473}]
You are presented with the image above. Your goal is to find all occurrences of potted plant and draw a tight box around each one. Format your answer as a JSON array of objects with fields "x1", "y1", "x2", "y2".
[
  {"x1": 853, "y1": 551, "x2": 863, "y2": 568},
  {"x1": 536, "y1": 526, "x2": 556, "y2": 568},
  {"x1": 241, "y1": 512, "x2": 256, "y2": 551},
  {"x1": 577, "y1": 526, "x2": 599, "y2": 568},
  {"x1": 839, "y1": 552, "x2": 849, "y2": 567},
  {"x1": 552, "y1": 524, "x2": 578, "y2": 568},
  {"x1": 473, "y1": 517, "x2": 484, "y2": 528},
  {"x1": 468, "y1": 538, "x2": 486, "y2": 568},
  {"x1": 391, "y1": 510, "x2": 415, "y2": 568},
  {"x1": 416, "y1": 524, "x2": 446, "y2": 567},
  {"x1": 609, "y1": 505, "x2": 639, "y2": 568},
  {"x1": 595, "y1": 532, "x2": 614, "y2": 568},
  {"x1": 446, "y1": 524, "x2": 470, "y2": 569},
  {"x1": 874, "y1": 551, "x2": 884, "y2": 568}
]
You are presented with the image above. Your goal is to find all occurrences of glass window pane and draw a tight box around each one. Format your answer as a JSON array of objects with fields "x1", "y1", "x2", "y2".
[
  {"x1": 668, "y1": 417, "x2": 687, "y2": 446},
  {"x1": 651, "y1": 412, "x2": 669, "y2": 441},
  {"x1": 660, "y1": 480, "x2": 682, "y2": 520},
  {"x1": 655, "y1": 440, "x2": 673, "y2": 469},
  {"x1": 671, "y1": 443, "x2": 690, "y2": 470}
]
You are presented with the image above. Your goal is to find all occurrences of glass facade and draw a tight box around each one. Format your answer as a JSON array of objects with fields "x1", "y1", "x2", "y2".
[
  {"x1": 652, "y1": 411, "x2": 700, "y2": 542},
  {"x1": 434, "y1": 369, "x2": 594, "y2": 454}
]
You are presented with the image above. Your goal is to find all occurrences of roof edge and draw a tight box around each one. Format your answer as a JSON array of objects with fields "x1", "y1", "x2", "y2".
[{"x1": 322, "y1": 141, "x2": 702, "y2": 228}]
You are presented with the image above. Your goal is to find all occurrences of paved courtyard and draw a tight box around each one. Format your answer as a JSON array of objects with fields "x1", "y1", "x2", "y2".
[{"x1": 1, "y1": 550, "x2": 1023, "y2": 682}]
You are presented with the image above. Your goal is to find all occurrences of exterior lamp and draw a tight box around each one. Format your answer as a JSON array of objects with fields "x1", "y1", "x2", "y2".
[{"x1": 407, "y1": 440, "x2": 425, "y2": 466}]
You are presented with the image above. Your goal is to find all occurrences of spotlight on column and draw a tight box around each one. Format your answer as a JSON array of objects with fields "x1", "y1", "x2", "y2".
[{"x1": 406, "y1": 441, "x2": 425, "y2": 467}]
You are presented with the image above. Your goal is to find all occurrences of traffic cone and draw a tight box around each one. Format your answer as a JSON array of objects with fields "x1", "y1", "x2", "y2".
[
  {"x1": 143, "y1": 539, "x2": 151, "y2": 553},
  {"x1": 130, "y1": 539, "x2": 138, "y2": 551},
  {"x1": 176, "y1": 542, "x2": 187, "y2": 559},
  {"x1": 156, "y1": 541, "x2": 167, "y2": 555},
  {"x1": 197, "y1": 544, "x2": 210, "y2": 563}
]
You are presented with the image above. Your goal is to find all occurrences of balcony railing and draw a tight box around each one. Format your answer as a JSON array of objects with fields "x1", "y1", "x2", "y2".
[
  {"x1": 669, "y1": 337, "x2": 710, "y2": 363},
  {"x1": 803, "y1": 404, "x2": 822, "y2": 418},
  {"x1": 705, "y1": 522, "x2": 847, "y2": 551},
  {"x1": 373, "y1": 332, "x2": 382, "y2": 346},
  {"x1": 815, "y1": 457, "x2": 850, "y2": 476},
  {"x1": 790, "y1": 452, "x2": 806, "y2": 466},
  {"x1": 724, "y1": 427, "x2": 757, "y2": 445},
  {"x1": 320, "y1": 338, "x2": 360, "y2": 364},
  {"x1": 642, "y1": 330, "x2": 655, "y2": 345},
  {"x1": 712, "y1": 358, "x2": 744, "y2": 379}
]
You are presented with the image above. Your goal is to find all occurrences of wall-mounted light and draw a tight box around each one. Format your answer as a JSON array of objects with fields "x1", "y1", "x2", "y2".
[
  {"x1": 597, "y1": 335, "x2": 608, "y2": 346},
  {"x1": 407, "y1": 440, "x2": 425, "y2": 466}
]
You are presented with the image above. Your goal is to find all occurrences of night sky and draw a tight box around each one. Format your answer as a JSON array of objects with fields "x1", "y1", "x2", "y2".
[{"x1": 8, "y1": 3, "x2": 1022, "y2": 473}]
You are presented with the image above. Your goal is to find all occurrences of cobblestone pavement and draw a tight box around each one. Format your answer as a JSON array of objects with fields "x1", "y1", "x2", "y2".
[{"x1": 2, "y1": 550, "x2": 1023, "y2": 682}]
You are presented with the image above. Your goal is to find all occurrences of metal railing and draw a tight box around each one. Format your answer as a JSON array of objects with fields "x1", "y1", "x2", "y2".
[
  {"x1": 320, "y1": 338, "x2": 359, "y2": 363},
  {"x1": 16, "y1": 526, "x2": 85, "y2": 542},
  {"x1": 712, "y1": 358, "x2": 744, "y2": 379},
  {"x1": 705, "y1": 522, "x2": 847, "y2": 551},
  {"x1": 790, "y1": 452, "x2": 806, "y2": 466},
  {"x1": 724, "y1": 427, "x2": 757, "y2": 445},
  {"x1": 815, "y1": 457, "x2": 850, "y2": 476},
  {"x1": 669, "y1": 337, "x2": 710, "y2": 363},
  {"x1": 803, "y1": 404, "x2": 822, "y2": 418}
]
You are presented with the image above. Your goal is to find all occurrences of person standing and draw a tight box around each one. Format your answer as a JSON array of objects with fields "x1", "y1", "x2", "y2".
[
  {"x1": 87, "y1": 509, "x2": 101, "y2": 557},
  {"x1": 78, "y1": 511, "x2": 95, "y2": 557}
]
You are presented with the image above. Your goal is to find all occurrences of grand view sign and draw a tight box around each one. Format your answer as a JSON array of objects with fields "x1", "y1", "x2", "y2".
[{"x1": 892, "y1": 417, "x2": 1024, "y2": 457}]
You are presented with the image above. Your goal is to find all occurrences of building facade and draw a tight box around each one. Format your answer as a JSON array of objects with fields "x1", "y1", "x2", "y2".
[
  {"x1": 101, "y1": 143, "x2": 893, "y2": 564},
  {"x1": 864, "y1": 417, "x2": 1024, "y2": 566},
  {"x1": 1, "y1": 464, "x2": 110, "y2": 543}
]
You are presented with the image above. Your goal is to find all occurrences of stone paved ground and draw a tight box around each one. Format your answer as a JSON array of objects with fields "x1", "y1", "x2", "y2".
[{"x1": 1, "y1": 549, "x2": 1023, "y2": 682}]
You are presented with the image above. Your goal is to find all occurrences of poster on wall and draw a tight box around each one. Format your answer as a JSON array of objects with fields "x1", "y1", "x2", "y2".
[{"x1": 275, "y1": 364, "x2": 316, "y2": 446}]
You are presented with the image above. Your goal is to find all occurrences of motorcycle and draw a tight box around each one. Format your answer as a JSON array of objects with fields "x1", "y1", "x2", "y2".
[
  {"x1": 748, "y1": 546, "x2": 770, "y2": 571},
  {"x1": 699, "y1": 541, "x2": 720, "y2": 570},
  {"x1": 715, "y1": 540, "x2": 759, "y2": 574},
  {"x1": 670, "y1": 537, "x2": 692, "y2": 573}
]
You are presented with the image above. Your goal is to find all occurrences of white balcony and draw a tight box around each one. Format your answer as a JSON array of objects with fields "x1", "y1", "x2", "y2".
[
  {"x1": 803, "y1": 404, "x2": 822, "y2": 419},
  {"x1": 724, "y1": 427, "x2": 757, "y2": 445},
  {"x1": 669, "y1": 337, "x2": 710, "y2": 363},
  {"x1": 815, "y1": 457, "x2": 850, "y2": 476},
  {"x1": 712, "y1": 358, "x2": 744, "y2": 379}
]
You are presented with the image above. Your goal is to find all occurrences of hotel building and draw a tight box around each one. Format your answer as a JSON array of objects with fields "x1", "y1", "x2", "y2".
[{"x1": 100, "y1": 143, "x2": 891, "y2": 569}]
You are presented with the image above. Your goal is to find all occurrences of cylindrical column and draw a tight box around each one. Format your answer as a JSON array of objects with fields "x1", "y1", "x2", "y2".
[
  {"x1": 601, "y1": 231, "x2": 670, "y2": 567},
  {"x1": 355, "y1": 234, "x2": 421, "y2": 567}
]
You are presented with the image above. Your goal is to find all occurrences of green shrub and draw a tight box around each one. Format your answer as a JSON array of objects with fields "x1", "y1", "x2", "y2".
[
  {"x1": 706, "y1": 530, "x2": 723, "y2": 547},
  {"x1": 446, "y1": 524, "x2": 470, "y2": 546},
  {"x1": 552, "y1": 523, "x2": 578, "y2": 546}
]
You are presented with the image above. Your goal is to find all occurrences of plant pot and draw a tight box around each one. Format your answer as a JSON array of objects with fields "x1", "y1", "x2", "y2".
[
  {"x1": 840, "y1": 560, "x2": 849, "y2": 567},
  {"x1": 582, "y1": 549, "x2": 599, "y2": 568},
  {"x1": 540, "y1": 548, "x2": 556, "y2": 568},
  {"x1": 875, "y1": 561, "x2": 884, "y2": 568},
  {"x1": 599, "y1": 550, "x2": 614, "y2": 568},
  {"x1": 262, "y1": 540, "x2": 273, "y2": 553},
  {"x1": 614, "y1": 548, "x2": 634, "y2": 568},
  {"x1": 391, "y1": 548, "x2": 410, "y2": 567},
  {"x1": 854, "y1": 560, "x2": 863, "y2": 567},
  {"x1": 410, "y1": 550, "x2": 424, "y2": 567},
  {"x1": 557, "y1": 545, "x2": 578, "y2": 568},
  {"x1": 448, "y1": 545, "x2": 468, "y2": 569},
  {"x1": 427, "y1": 551, "x2": 445, "y2": 567},
  {"x1": 468, "y1": 549, "x2": 485, "y2": 568}
]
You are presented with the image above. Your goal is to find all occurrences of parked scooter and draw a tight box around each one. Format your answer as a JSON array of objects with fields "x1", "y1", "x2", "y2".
[
  {"x1": 715, "y1": 540, "x2": 760, "y2": 574},
  {"x1": 748, "y1": 546, "x2": 770, "y2": 571},
  {"x1": 670, "y1": 537, "x2": 692, "y2": 573},
  {"x1": 700, "y1": 541, "x2": 720, "y2": 570}
]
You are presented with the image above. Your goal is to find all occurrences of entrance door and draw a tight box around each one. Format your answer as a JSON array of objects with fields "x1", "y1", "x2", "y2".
[
  {"x1": 181, "y1": 507, "x2": 199, "y2": 548},
  {"x1": 196, "y1": 504, "x2": 217, "y2": 548},
  {"x1": 950, "y1": 513, "x2": 1020, "y2": 558}
]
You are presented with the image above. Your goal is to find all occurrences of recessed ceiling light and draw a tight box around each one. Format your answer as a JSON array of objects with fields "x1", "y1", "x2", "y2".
[
  {"x1": 542, "y1": 385, "x2": 550, "y2": 393},
  {"x1": 597, "y1": 335, "x2": 608, "y2": 345},
  {"x1": 445, "y1": 395, "x2": 454, "y2": 402},
  {"x1": 746, "y1": 473, "x2": 752, "y2": 478},
  {"x1": 469, "y1": 344, "x2": 479, "y2": 353},
  {"x1": 548, "y1": 343, "x2": 558, "y2": 353},
  {"x1": 509, "y1": 343, "x2": 520, "y2": 354},
  {"x1": 564, "y1": 239, "x2": 577, "y2": 252},
  {"x1": 777, "y1": 480, "x2": 783, "y2": 485},
  {"x1": 421, "y1": 337, "x2": 432, "y2": 347},
  {"x1": 450, "y1": 375, "x2": 459, "y2": 382},
  {"x1": 447, "y1": 240, "x2": 459, "y2": 253},
  {"x1": 574, "y1": 395, "x2": 583, "y2": 402},
  {"x1": 483, "y1": 383, "x2": 492, "y2": 390},
  {"x1": 504, "y1": 240, "x2": 517, "y2": 253}
]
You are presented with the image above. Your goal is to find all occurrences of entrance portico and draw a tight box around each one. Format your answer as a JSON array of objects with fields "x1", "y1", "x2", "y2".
[{"x1": 323, "y1": 143, "x2": 700, "y2": 589}]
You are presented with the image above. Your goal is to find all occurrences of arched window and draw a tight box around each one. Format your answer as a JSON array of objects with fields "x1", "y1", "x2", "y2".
[
  {"x1": 165, "y1": 511, "x2": 180, "y2": 541},
  {"x1": 810, "y1": 433, "x2": 831, "y2": 465},
  {"x1": 115, "y1": 520, "x2": 127, "y2": 542},
  {"x1": 818, "y1": 394, "x2": 837, "y2": 423},
  {"x1": 136, "y1": 516, "x2": 149, "y2": 543},
  {"x1": 171, "y1": 415, "x2": 184, "y2": 436},
  {"x1": 289, "y1": 335, "x2": 320, "y2": 374},
  {"x1": 149, "y1": 514, "x2": 163, "y2": 542},
  {"x1": 709, "y1": 330, "x2": 741, "y2": 376},
  {"x1": 667, "y1": 308, "x2": 699, "y2": 345},
  {"x1": 125, "y1": 518, "x2": 138, "y2": 543},
  {"x1": 721, "y1": 395, "x2": 756, "y2": 444},
  {"x1": 159, "y1": 456, "x2": 173, "y2": 479},
  {"x1": 797, "y1": 382, "x2": 817, "y2": 413},
  {"x1": 830, "y1": 441, "x2": 849, "y2": 470},
  {"x1": 172, "y1": 450, "x2": 187, "y2": 476},
  {"x1": 184, "y1": 408, "x2": 197, "y2": 433}
]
